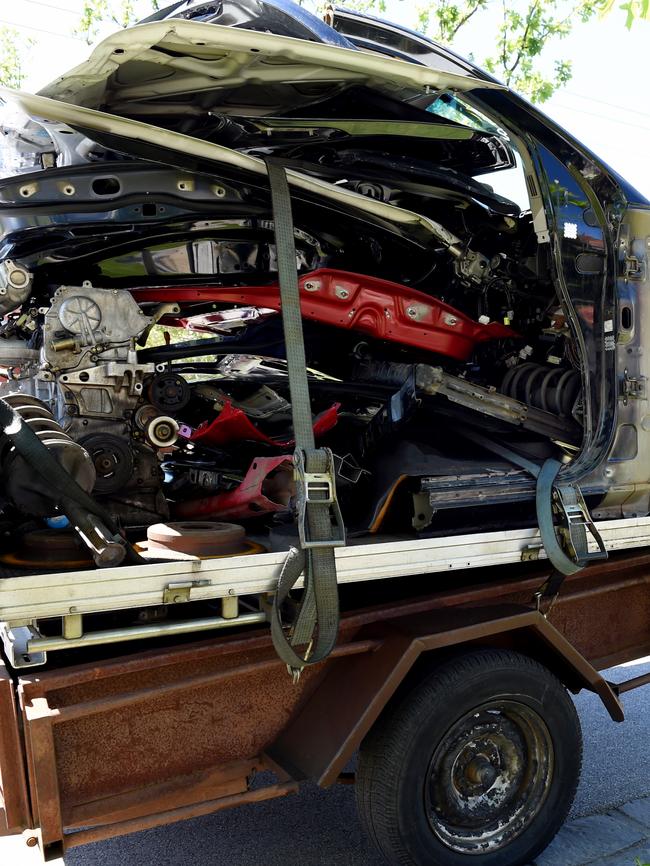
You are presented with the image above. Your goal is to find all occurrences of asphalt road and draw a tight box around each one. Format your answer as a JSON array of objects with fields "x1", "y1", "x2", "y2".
[{"x1": 56, "y1": 656, "x2": 650, "y2": 866}]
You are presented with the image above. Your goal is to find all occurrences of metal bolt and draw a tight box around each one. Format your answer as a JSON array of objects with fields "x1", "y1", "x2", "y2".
[
  {"x1": 303, "y1": 280, "x2": 320, "y2": 292},
  {"x1": 335, "y1": 287, "x2": 350, "y2": 299},
  {"x1": 9, "y1": 268, "x2": 28, "y2": 287},
  {"x1": 406, "y1": 306, "x2": 418, "y2": 318},
  {"x1": 465, "y1": 755, "x2": 498, "y2": 788},
  {"x1": 26, "y1": 837, "x2": 39, "y2": 848}
]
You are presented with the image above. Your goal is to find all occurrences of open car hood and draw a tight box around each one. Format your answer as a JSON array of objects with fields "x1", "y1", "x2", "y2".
[
  {"x1": 38, "y1": 19, "x2": 503, "y2": 116},
  {"x1": 139, "y1": 0, "x2": 494, "y2": 80},
  {"x1": 0, "y1": 87, "x2": 496, "y2": 251}
]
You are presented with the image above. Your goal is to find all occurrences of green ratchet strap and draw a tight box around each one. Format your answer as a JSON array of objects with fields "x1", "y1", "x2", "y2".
[
  {"x1": 460, "y1": 428, "x2": 607, "y2": 576},
  {"x1": 265, "y1": 158, "x2": 345, "y2": 678}
]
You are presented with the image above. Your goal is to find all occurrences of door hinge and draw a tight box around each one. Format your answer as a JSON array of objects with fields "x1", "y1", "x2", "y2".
[
  {"x1": 625, "y1": 256, "x2": 645, "y2": 280},
  {"x1": 521, "y1": 545, "x2": 542, "y2": 562},
  {"x1": 621, "y1": 369, "x2": 646, "y2": 403},
  {"x1": 163, "y1": 580, "x2": 210, "y2": 604}
]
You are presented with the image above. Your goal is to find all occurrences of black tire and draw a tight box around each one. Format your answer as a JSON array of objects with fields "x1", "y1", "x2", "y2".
[{"x1": 356, "y1": 648, "x2": 582, "y2": 866}]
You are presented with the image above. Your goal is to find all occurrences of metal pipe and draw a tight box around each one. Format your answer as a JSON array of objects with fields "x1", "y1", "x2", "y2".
[
  {"x1": 0, "y1": 341, "x2": 39, "y2": 363},
  {"x1": 63, "y1": 782, "x2": 299, "y2": 850},
  {"x1": 28, "y1": 611, "x2": 267, "y2": 653},
  {"x1": 613, "y1": 671, "x2": 650, "y2": 694}
]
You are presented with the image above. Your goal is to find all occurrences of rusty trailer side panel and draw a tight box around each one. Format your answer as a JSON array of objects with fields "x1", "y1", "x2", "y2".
[
  {"x1": 0, "y1": 659, "x2": 31, "y2": 836},
  {"x1": 16, "y1": 633, "x2": 376, "y2": 855},
  {"x1": 1, "y1": 549, "x2": 650, "y2": 856}
]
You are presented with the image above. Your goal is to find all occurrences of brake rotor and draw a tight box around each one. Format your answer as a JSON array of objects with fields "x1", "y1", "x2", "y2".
[
  {"x1": 146, "y1": 521, "x2": 248, "y2": 556},
  {"x1": 0, "y1": 528, "x2": 93, "y2": 568}
]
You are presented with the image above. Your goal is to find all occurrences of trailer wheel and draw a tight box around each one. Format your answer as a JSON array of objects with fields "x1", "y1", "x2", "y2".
[{"x1": 356, "y1": 648, "x2": 582, "y2": 866}]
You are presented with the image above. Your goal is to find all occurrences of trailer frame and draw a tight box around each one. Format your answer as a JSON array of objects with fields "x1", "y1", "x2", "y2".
[{"x1": 1, "y1": 547, "x2": 649, "y2": 860}]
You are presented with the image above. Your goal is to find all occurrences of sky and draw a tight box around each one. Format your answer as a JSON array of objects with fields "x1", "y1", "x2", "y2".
[{"x1": 3, "y1": 0, "x2": 650, "y2": 199}]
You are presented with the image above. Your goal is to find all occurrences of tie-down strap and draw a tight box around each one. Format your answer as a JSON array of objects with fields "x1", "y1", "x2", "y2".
[
  {"x1": 460, "y1": 429, "x2": 606, "y2": 575},
  {"x1": 265, "y1": 158, "x2": 345, "y2": 675}
]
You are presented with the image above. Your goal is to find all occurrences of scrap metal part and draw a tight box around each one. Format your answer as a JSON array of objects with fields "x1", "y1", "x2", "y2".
[
  {"x1": 42, "y1": 284, "x2": 153, "y2": 374},
  {"x1": 415, "y1": 364, "x2": 581, "y2": 443},
  {"x1": 134, "y1": 269, "x2": 517, "y2": 361},
  {"x1": 0, "y1": 393, "x2": 95, "y2": 515},
  {"x1": 0, "y1": 259, "x2": 33, "y2": 317},
  {"x1": 174, "y1": 456, "x2": 294, "y2": 520},
  {"x1": 146, "y1": 521, "x2": 248, "y2": 556}
]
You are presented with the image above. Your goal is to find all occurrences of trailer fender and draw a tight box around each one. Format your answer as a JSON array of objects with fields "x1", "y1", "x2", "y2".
[{"x1": 268, "y1": 604, "x2": 624, "y2": 787}]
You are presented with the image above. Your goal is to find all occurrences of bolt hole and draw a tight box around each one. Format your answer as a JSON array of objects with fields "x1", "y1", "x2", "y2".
[
  {"x1": 621, "y1": 306, "x2": 633, "y2": 330},
  {"x1": 91, "y1": 176, "x2": 121, "y2": 196}
]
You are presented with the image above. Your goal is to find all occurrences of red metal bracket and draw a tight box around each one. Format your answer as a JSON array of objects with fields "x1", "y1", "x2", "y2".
[
  {"x1": 174, "y1": 456, "x2": 293, "y2": 521},
  {"x1": 190, "y1": 401, "x2": 340, "y2": 448},
  {"x1": 132, "y1": 269, "x2": 517, "y2": 361}
]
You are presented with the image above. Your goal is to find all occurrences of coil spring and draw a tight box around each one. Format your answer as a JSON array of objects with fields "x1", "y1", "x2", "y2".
[
  {"x1": 0, "y1": 394, "x2": 75, "y2": 457},
  {"x1": 0, "y1": 393, "x2": 96, "y2": 515},
  {"x1": 501, "y1": 363, "x2": 581, "y2": 417}
]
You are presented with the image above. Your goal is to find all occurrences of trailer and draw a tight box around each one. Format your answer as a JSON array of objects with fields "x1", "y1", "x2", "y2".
[
  {"x1": 1, "y1": 537, "x2": 650, "y2": 865},
  {"x1": 1, "y1": 2, "x2": 650, "y2": 864}
]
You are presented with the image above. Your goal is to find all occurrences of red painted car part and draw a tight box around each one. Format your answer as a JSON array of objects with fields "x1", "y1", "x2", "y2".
[
  {"x1": 132, "y1": 268, "x2": 517, "y2": 361},
  {"x1": 190, "y1": 401, "x2": 340, "y2": 448},
  {"x1": 174, "y1": 456, "x2": 293, "y2": 520}
]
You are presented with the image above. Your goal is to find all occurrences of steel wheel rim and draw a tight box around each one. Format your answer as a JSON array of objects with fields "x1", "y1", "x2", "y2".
[{"x1": 425, "y1": 699, "x2": 554, "y2": 855}]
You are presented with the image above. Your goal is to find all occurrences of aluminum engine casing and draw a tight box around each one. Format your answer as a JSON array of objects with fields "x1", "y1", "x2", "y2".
[
  {"x1": 37, "y1": 286, "x2": 168, "y2": 525},
  {"x1": 41, "y1": 284, "x2": 153, "y2": 373}
]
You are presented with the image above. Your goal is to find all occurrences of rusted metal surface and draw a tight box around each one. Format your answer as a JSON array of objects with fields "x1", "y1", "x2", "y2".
[
  {"x1": 268, "y1": 605, "x2": 624, "y2": 787},
  {"x1": 2, "y1": 548, "x2": 649, "y2": 856},
  {"x1": 12, "y1": 635, "x2": 377, "y2": 853},
  {"x1": 22, "y1": 698, "x2": 62, "y2": 856},
  {"x1": 64, "y1": 781, "x2": 298, "y2": 851},
  {"x1": 41, "y1": 639, "x2": 380, "y2": 726},
  {"x1": 0, "y1": 659, "x2": 31, "y2": 835},
  {"x1": 22, "y1": 651, "x2": 313, "y2": 814},
  {"x1": 65, "y1": 756, "x2": 284, "y2": 830},
  {"x1": 339, "y1": 549, "x2": 650, "y2": 668}
]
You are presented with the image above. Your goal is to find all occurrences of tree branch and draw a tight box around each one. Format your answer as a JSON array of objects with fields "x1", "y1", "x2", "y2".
[
  {"x1": 449, "y1": 1, "x2": 483, "y2": 39},
  {"x1": 507, "y1": 0, "x2": 540, "y2": 75}
]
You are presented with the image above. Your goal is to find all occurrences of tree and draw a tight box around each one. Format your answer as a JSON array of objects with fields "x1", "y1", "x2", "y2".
[
  {"x1": 0, "y1": 27, "x2": 30, "y2": 89},
  {"x1": 76, "y1": 0, "x2": 159, "y2": 44},
  {"x1": 599, "y1": 0, "x2": 648, "y2": 27},
  {"x1": 483, "y1": 0, "x2": 600, "y2": 103},
  {"x1": 357, "y1": 0, "x2": 602, "y2": 102}
]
